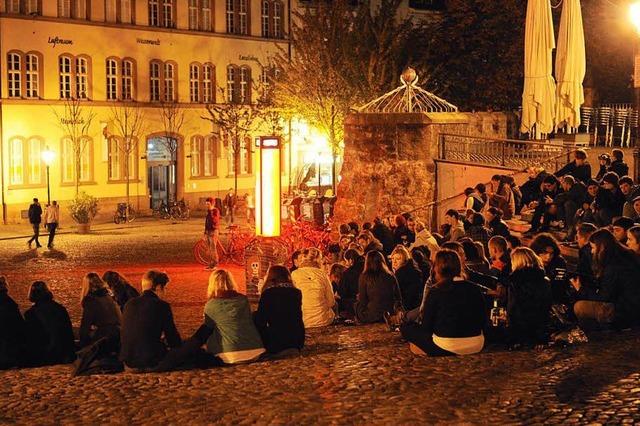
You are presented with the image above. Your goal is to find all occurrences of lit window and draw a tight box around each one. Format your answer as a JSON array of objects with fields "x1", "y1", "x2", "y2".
[
  {"x1": 203, "y1": 64, "x2": 214, "y2": 103},
  {"x1": 76, "y1": 57, "x2": 88, "y2": 99},
  {"x1": 227, "y1": 65, "x2": 236, "y2": 103},
  {"x1": 190, "y1": 63, "x2": 200, "y2": 103},
  {"x1": 8, "y1": 52, "x2": 21, "y2": 98},
  {"x1": 9, "y1": 138, "x2": 24, "y2": 186},
  {"x1": 239, "y1": 66, "x2": 250, "y2": 104},
  {"x1": 62, "y1": 137, "x2": 92, "y2": 182},
  {"x1": 28, "y1": 137, "x2": 43, "y2": 185},
  {"x1": 204, "y1": 136, "x2": 215, "y2": 176},
  {"x1": 108, "y1": 137, "x2": 121, "y2": 180},
  {"x1": 164, "y1": 62, "x2": 175, "y2": 102},
  {"x1": 190, "y1": 136, "x2": 202, "y2": 177},
  {"x1": 62, "y1": 138, "x2": 75, "y2": 183},
  {"x1": 150, "y1": 61, "x2": 161, "y2": 101},
  {"x1": 25, "y1": 54, "x2": 40, "y2": 98},
  {"x1": 122, "y1": 59, "x2": 134, "y2": 100},
  {"x1": 106, "y1": 59, "x2": 118, "y2": 100},
  {"x1": 59, "y1": 55, "x2": 72, "y2": 99}
]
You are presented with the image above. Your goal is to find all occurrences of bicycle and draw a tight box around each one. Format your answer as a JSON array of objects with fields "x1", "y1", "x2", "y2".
[
  {"x1": 193, "y1": 225, "x2": 255, "y2": 266},
  {"x1": 152, "y1": 201, "x2": 171, "y2": 220},
  {"x1": 170, "y1": 199, "x2": 190, "y2": 221},
  {"x1": 113, "y1": 203, "x2": 136, "y2": 224}
]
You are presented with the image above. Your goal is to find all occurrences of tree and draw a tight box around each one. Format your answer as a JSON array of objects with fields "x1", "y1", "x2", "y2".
[
  {"x1": 202, "y1": 87, "x2": 262, "y2": 197},
  {"x1": 272, "y1": 0, "x2": 420, "y2": 192},
  {"x1": 108, "y1": 101, "x2": 146, "y2": 218},
  {"x1": 53, "y1": 98, "x2": 96, "y2": 196},
  {"x1": 159, "y1": 100, "x2": 186, "y2": 203}
]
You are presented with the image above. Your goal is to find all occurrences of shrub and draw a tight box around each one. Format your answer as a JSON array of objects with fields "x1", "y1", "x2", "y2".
[{"x1": 68, "y1": 192, "x2": 99, "y2": 224}]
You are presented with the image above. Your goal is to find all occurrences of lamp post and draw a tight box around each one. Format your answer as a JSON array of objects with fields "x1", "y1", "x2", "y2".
[
  {"x1": 41, "y1": 146, "x2": 55, "y2": 205},
  {"x1": 630, "y1": 2, "x2": 640, "y2": 180}
]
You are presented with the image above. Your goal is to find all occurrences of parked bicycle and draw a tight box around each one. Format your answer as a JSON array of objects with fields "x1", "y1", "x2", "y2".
[
  {"x1": 113, "y1": 203, "x2": 136, "y2": 224},
  {"x1": 193, "y1": 225, "x2": 255, "y2": 266},
  {"x1": 153, "y1": 199, "x2": 190, "y2": 221}
]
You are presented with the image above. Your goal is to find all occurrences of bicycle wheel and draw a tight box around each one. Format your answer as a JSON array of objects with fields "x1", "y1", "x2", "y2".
[
  {"x1": 113, "y1": 214, "x2": 121, "y2": 225},
  {"x1": 126, "y1": 206, "x2": 136, "y2": 223},
  {"x1": 193, "y1": 239, "x2": 214, "y2": 266}
]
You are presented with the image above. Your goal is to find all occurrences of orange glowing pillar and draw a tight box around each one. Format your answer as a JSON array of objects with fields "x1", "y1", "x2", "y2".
[{"x1": 255, "y1": 136, "x2": 281, "y2": 237}]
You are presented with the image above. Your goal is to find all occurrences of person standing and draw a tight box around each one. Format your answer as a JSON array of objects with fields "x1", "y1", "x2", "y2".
[
  {"x1": 245, "y1": 192, "x2": 255, "y2": 224},
  {"x1": 43, "y1": 201, "x2": 60, "y2": 249},
  {"x1": 204, "y1": 197, "x2": 221, "y2": 270},
  {"x1": 27, "y1": 198, "x2": 43, "y2": 249},
  {"x1": 223, "y1": 188, "x2": 236, "y2": 224}
]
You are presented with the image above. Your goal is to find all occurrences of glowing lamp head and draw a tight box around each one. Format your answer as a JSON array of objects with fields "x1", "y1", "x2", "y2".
[
  {"x1": 42, "y1": 147, "x2": 55, "y2": 166},
  {"x1": 631, "y1": 2, "x2": 640, "y2": 34}
]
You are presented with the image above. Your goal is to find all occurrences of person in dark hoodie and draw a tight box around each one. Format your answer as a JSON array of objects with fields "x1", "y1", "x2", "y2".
[
  {"x1": 507, "y1": 247, "x2": 552, "y2": 345},
  {"x1": 575, "y1": 223, "x2": 597, "y2": 286},
  {"x1": 0, "y1": 277, "x2": 27, "y2": 370},
  {"x1": 530, "y1": 233, "x2": 568, "y2": 304},
  {"x1": 554, "y1": 148, "x2": 591, "y2": 184},
  {"x1": 24, "y1": 281, "x2": 76, "y2": 366},
  {"x1": 595, "y1": 154, "x2": 611, "y2": 181},
  {"x1": 484, "y1": 207, "x2": 510, "y2": 239},
  {"x1": 594, "y1": 172, "x2": 626, "y2": 226},
  {"x1": 371, "y1": 216, "x2": 395, "y2": 256},
  {"x1": 609, "y1": 149, "x2": 629, "y2": 179},
  {"x1": 337, "y1": 249, "x2": 365, "y2": 319},
  {"x1": 357, "y1": 231, "x2": 384, "y2": 255},
  {"x1": 102, "y1": 271, "x2": 140, "y2": 312},
  {"x1": 555, "y1": 175, "x2": 588, "y2": 239},
  {"x1": 571, "y1": 229, "x2": 640, "y2": 330},
  {"x1": 79, "y1": 273, "x2": 122, "y2": 351},
  {"x1": 390, "y1": 245, "x2": 424, "y2": 311}
]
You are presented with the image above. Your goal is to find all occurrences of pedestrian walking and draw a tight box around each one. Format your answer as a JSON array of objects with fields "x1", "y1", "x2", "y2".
[
  {"x1": 223, "y1": 188, "x2": 236, "y2": 224},
  {"x1": 204, "y1": 197, "x2": 221, "y2": 270},
  {"x1": 43, "y1": 201, "x2": 59, "y2": 249},
  {"x1": 27, "y1": 198, "x2": 42, "y2": 249},
  {"x1": 245, "y1": 193, "x2": 255, "y2": 224}
]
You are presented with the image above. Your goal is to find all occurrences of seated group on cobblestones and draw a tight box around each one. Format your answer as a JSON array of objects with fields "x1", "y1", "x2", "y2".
[{"x1": 2, "y1": 147, "x2": 640, "y2": 372}]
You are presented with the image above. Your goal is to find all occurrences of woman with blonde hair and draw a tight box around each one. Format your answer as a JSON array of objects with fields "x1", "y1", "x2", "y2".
[
  {"x1": 507, "y1": 247, "x2": 552, "y2": 345},
  {"x1": 79, "y1": 272, "x2": 122, "y2": 349},
  {"x1": 292, "y1": 248, "x2": 336, "y2": 327},
  {"x1": 204, "y1": 269, "x2": 265, "y2": 364},
  {"x1": 390, "y1": 245, "x2": 423, "y2": 311}
]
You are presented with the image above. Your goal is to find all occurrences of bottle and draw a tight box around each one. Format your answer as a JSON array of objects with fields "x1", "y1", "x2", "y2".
[{"x1": 490, "y1": 299, "x2": 500, "y2": 327}]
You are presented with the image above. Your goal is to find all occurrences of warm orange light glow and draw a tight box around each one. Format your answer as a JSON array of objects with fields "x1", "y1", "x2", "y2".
[
  {"x1": 255, "y1": 137, "x2": 281, "y2": 237},
  {"x1": 631, "y1": 2, "x2": 640, "y2": 34}
]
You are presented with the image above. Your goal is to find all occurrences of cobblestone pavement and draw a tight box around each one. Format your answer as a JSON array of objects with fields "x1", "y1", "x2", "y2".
[{"x1": 1, "y1": 221, "x2": 640, "y2": 424}]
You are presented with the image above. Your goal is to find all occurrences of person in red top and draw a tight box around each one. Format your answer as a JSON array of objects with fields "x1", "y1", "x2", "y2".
[{"x1": 204, "y1": 197, "x2": 221, "y2": 269}]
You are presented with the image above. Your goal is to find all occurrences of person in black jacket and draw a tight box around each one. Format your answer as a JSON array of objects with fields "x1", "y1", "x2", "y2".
[
  {"x1": 79, "y1": 273, "x2": 122, "y2": 351},
  {"x1": 507, "y1": 248, "x2": 552, "y2": 345},
  {"x1": 528, "y1": 175, "x2": 563, "y2": 234},
  {"x1": 102, "y1": 271, "x2": 140, "y2": 312},
  {"x1": 120, "y1": 270, "x2": 182, "y2": 370},
  {"x1": 371, "y1": 217, "x2": 395, "y2": 256},
  {"x1": 554, "y1": 149, "x2": 591, "y2": 184},
  {"x1": 619, "y1": 176, "x2": 640, "y2": 218},
  {"x1": 609, "y1": 149, "x2": 629, "y2": 179},
  {"x1": 571, "y1": 229, "x2": 640, "y2": 329},
  {"x1": 390, "y1": 245, "x2": 424, "y2": 311},
  {"x1": 555, "y1": 175, "x2": 588, "y2": 239},
  {"x1": 254, "y1": 265, "x2": 305, "y2": 354},
  {"x1": 595, "y1": 154, "x2": 611, "y2": 181},
  {"x1": 400, "y1": 250, "x2": 486, "y2": 356},
  {"x1": 530, "y1": 233, "x2": 568, "y2": 304},
  {"x1": 393, "y1": 215, "x2": 412, "y2": 247},
  {"x1": 355, "y1": 251, "x2": 400, "y2": 323},
  {"x1": 0, "y1": 277, "x2": 27, "y2": 370},
  {"x1": 27, "y1": 198, "x2": 43, "y2": 249},
  {"x1": 337, "y1": 249, "x2": 364, "y2": 319},
  {"x1": 484, "y1": 207, "x2": 510, "y2": 239},
  {"x1": 521, "y1": 167, "x2": 547, "y2": 208},
  {"x1": 576, "y1": 223, "x2": 597, "y2": 287},
  {"x1": 24, "y1": 281, "x2": 76, "y2": 366},
  {"x1": 594, "y1": 172, "x2": 626, "y2": 226}
]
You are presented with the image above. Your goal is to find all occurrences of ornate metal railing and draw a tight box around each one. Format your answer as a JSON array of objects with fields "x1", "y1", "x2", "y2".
[{"x1": 438, "y1": 133, "x2": 574, "y2": 172}]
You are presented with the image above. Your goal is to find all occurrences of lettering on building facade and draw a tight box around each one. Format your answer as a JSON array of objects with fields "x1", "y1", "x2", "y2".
[
  {"x1": 239, "y1": 54, "x2": 259, "y2": 63},
  {"x1": 47, "y1": 37, "x2": 73, "y2": 48},
  {"x1": 137, "y1": 38, "x2": 161, "y2": 45}
]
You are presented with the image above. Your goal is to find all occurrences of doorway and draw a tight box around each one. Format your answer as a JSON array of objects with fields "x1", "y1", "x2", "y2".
[{"x1": 147, "y1": 137, "x2": 177, "y2": 209}]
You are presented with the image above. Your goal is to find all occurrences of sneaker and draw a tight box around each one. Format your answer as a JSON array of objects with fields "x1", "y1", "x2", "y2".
[
  {"x1": 36, "y1": 244, "x2": 42, "y2": 248},
  {"x1": 28, "y1": 241, "x2": 32, "y2": 249}
]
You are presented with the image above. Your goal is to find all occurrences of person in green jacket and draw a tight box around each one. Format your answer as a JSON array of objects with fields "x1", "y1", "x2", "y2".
[{"x1": 204, "y1": 269, "x2": 265, "y2": 364}]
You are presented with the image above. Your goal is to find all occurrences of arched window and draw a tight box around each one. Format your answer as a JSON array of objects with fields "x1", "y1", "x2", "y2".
[
  {"x1": 189, "y1": 63, "x2": 200, "y2": 103},
  {"x1": 150, "y1": 61, "x2": 161, "y2": 101},
  {"x1": 239, "y1": 66, "x2": 251, "y2": 104},
  {"x1": 190, "y1": 135, "x2": 202, "y2": 177},
  {"x1": 261, "y1": 1, "x2": 270, "y2": 37},
  {"x1": 75, "y1": 56, "x2": 89, "y2": 99},
  {"x1": 122, "y1": 59, "x2": 134, "y2": 100},
  {"x1": 202, "y1": 63, "x2": 214, "y2": 103},
  {"x1": 7, "y1": 52, "x2": 21, "y2": 98},
  {"x1": 25, "y1": 53, "x2": 40, "y2": 98},
  {"x1": 164, "y1": 62, "x2": 175, "y2": 102},
  {"x1": 59, "y1": 55, "x2": 73, "y2": 98},
  {"x1": 162, "y1": 0, "x2": 173, "y2": 27},
  {"x1": 61, "y1": 136, "x2": 92, "y2": 183},
  {"x1": 108, "y1": 137, "x2": 138, "y2": 181},
  {"x1": 203, "y1": 135, "x2": 216, "y2": 176},
  {"x1": 227, "y1": 65, "x2": 237, "y2": 103},
  {"x1": 201, "y1": 0, "x2": 211, "y2": 31},
  {"x1": 58, "y1": 54, "x2": 91, "y2": 99},
  {"x1": 8, "y1": 136, "x2": 48, "y2": 187},
  {"x1": 106, "y1": 58, "x2": 118, "y2": 100},
  {"x1": 9, "y1": 137, "x2": 24, "y2": 186}
]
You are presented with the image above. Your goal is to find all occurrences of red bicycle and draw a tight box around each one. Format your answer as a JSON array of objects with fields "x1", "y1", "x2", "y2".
[{"x1": 193, "y1": 225, "x2": 255, "y2": 266}]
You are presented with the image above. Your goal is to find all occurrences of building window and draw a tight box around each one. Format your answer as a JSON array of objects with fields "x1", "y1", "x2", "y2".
[
  {"x1": 108, "y1": 137, "x2": 138, "y2": 181},
  {"x1": 162, "y1": 0, "x2": 173, "y2": 27},
  {"x1": 74, "y1": 0, "x2": 87, "y2": 19},
  {"x1": 58, "y1": 0, "x2": 71, "y2": 17},
  {"x1": 190, "y1": 136, "x2": 202, "y2": 177},
  {"x1": 189, "y1": 0, "x2": 212, "y2": 31},
  {"x1": 150, "y1": 61, "x2": 161, "y2": 102},
  {"x1": 9, "y1": 137, "x2": 44, "y2": 186},
  {"x1": 227, "y1": 136, "x2": 251, "y2": 175},
  {"x1": 150, "y1": 60, "x2": 177, "y2": 102},
  {"x1": 57, "y1": 0, "x2": 88, "y2": 19},
  {"x1": 192, "y1": 135, "x2": 217, "y2": 177},
  {"x1": 59, "y1": 54, "x2": 91, "y2": 99},
  {"x1": 202, "y1": 63, "x2": 214, "y2": 103},
  {"x1": 273, "y1": 1, "x2": 282, "y2": 38},
  {"x1": 260, "y1": 1, "x2": 283, "y2": 38},
  {"x1": 25, "y1": 53, "x2": 40, "y2": 98},
  {"x1": 120, "y1": 0, "x2": 132, "y2": 23},
  {"x1": 226, "y1": 0, "x2": 249, "y2": 35},
  {"x1": 148, "y1": 0, "x2": 159, "y2": 26},
  {"x1": 61, "y1": 137, "x2": 92, "y2": 183},
  {"x1": 239, "y1": 66, "x2": 250, "y2": 104},
  {"x1": 201, "y1": 0, "x2": 211, "y2": 31},
  {"x1": 7, "y1": 52, "x2": 21, "y2": 98},
  {"x1": 164, "y1": 62, "x2": 175, "y2": 102},
  {"x1": 261, "y1": 1, "x2": 269, "y2": 37},
  {"x1": 106, "y1": 59, "x2": 118, "y2": 100},
  {"x1": 5, "y1": 0, "x2": 19, "y2": 13},
  {"x1": 188, "y1": 0, "x2": 198, "y2": 29},
  {"x1": 105, "y1": 0, "x2": 117, "y2": 22},
  {"x1": 106, "y1": 58, "x2": 136, "y2": 101},
  {"x1": 189, "y1": 63, "x2": 200, "y2": 103},
  {"x1": 226, "y1": 65, "x2": 236, "y2": 103}
]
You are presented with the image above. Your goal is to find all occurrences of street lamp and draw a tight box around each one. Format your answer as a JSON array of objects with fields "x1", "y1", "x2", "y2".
[
  {"x1": 42, "y1": 146, "x2": 55, "y2": 205},
  {"x1": 631, "y1": 2, "x2": 640, "y2": 180}
]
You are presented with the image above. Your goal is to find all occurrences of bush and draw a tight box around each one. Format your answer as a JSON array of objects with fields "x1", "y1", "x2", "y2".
[{"x1": 68, "y1": 192, "x2": 99, "y2": 224}]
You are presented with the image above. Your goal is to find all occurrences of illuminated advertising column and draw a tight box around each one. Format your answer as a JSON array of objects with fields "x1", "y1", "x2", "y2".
[{"x1": 255, "y1": 136, "x2": 281, "y2": 237}]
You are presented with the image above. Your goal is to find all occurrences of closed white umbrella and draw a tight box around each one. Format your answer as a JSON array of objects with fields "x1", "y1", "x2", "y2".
[
  {"x1": 521, "y1": 0, "x2": 557, "y2": 138},
  {"x1": 555, "y1": 0, "x2": 586, "y2": 132}
]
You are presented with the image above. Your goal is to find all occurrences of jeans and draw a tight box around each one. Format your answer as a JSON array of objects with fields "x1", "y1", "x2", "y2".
[
  {"x1": 28, "y1": 223, "x2": 41, "y2": 246},
  {"x1": 47, "y1": 223, "x2": 58, "y2": 248},
  {"x1": 205, "y1": 230, "x2": 220, "y2": 266}
]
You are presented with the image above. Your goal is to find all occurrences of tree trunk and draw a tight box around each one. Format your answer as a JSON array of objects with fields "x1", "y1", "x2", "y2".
[{"x1": 125, "y1": 155, "x2": 130, "y2": 221}]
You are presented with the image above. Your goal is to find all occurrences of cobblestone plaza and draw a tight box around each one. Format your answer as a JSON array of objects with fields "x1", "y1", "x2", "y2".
[{"x1": 1, "y1": 220, "x2": 639, "y2": 424}]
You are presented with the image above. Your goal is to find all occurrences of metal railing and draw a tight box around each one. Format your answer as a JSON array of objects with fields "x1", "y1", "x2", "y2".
[{"x1": 438, "y1": 133, "x2": 574, "y2": 172}]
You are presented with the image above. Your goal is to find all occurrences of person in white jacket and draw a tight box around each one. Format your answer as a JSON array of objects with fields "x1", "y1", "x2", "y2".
[
  {"x1": 43, "y1": 201, "x2": 60, "y2": 249},
  {"x1": 291, "y1": 248, "x2": 335, "y2": 328},
  {"x1": 410, "y1": 220, "x2": 440, "y2": 256}
]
